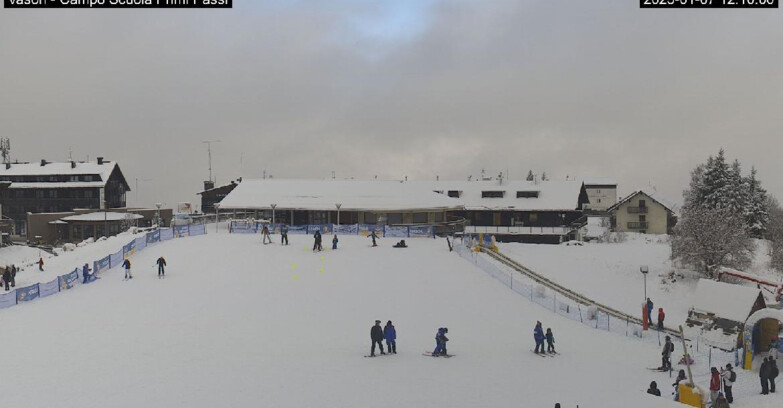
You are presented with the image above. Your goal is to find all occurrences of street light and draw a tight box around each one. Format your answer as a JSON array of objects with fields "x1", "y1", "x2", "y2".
[
  {"x1": 640, "y1": 265, "x2": 649, "y2": 300},
  {"x1": 271, "y1": 204, "x2": 277, "y2": 225},
  {"x1": 640, "y1": 265, "x2": 649, "y2": 330},
  {"x1": 214, "y1": 203, "x2": 220, "y2": 233},
  {"x1": 335, "y1": 203, "x2": 342, "y2": 226}
]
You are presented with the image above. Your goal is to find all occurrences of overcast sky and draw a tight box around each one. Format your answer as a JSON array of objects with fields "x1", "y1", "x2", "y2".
[{"x1": 1, "y1": 1, "x2": 781, "y2": 210}]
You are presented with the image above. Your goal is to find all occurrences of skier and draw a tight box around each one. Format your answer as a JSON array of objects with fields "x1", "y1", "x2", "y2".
[
  {"x1": 673, "y1": 369, "x2": 687, "y2": 401},
  {"x1": 646, "y1": 298, "x2": 654, "y2": 326},
  {"x1": 646, "y1": 381, "x2": 661, "y2": 396},
  {"x1": 545, "y1": 328, "x2": 556, "y2": 353},
  {"x1": 770, "y1": 356, "x2": 779, "y2": 393},
  {"x1": 122, "y1": 258, "x2": 132, "y2": 280},
  {"x1": 8, "y1": 264, "x2": 16, "y2": 288},
  {"x1": 384, "y1": 320, "x2": 396, "y2": 354},
  {"x1": 709, "y1": 367, "x2": 720, "y2": 405},
  {"x1": 657, "y1": 308, "x2": 665, "y2": 331},
  {"x1": 432, "y1": 327, "x2": 449, "y2": 356},
  {"x1": 313, "y1": 230, "x2": 322, "y2": 252},
  {"x1": 82, "y1": 263, "x2": 96, "y2": 283},
  {"x1": 281, "y1": 224, "x2": 289, "y2": 245},
  {"x1": 720, "y1": 363, "x2": 735, "y2": 403},
  {"x1": 761, "y1": 357, "x2": 771, "y2": 395},
  {"x1": 534, "y1": 321, "x2": 545, "y2": 354},
  {"x1": 368, "y1": 230, "x2": 379, "y2": 247},
  {"x1": 332, "y1": 235, "x2": 338, "y2": 250},
  {"x1": 38, "y1": 257, "x2": 44, "y2": 272},
  {"x1": 370, "y1": 320, "x2": 385, "y2": 357},
  {"x1": 1, "y1": 266, "x2": 10, "y2": 291},
  {"x1": 156, "y1": 256, "x2": 167, "y2": 278},
  {"x1": 393, "y1": 240, "x2": 407, "y2": 248},
  {"x1": 262, "y1": 225, "x2": 272, "y2": 244},
  {"x1": 661, "y1": 336, "x2": 674, "y2": 371}
]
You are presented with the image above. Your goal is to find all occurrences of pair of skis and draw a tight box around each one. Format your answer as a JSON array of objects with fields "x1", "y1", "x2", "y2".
[{"x1": 531, "y1": 350, "x2": 558, "y2": 358}]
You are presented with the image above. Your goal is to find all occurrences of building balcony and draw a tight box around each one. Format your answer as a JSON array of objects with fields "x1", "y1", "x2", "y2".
[
  {"x1": 627, "y1": 207, "x2": 648, "y2": 214},
  {"x1": 627, "y1": 222, "x2": 648, "y2": 229}
]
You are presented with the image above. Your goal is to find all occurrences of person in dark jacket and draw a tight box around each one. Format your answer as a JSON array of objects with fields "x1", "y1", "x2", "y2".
[
  {"x1": 369, "y1": 231, "x2": 379, "y2": 247},
  {"x1": 545, "y1": 328, "x2": 556, "y2": 353},
  {"x1": 770, "y1": 356, "x2": 779, "y2": 393},
  {"x1": 122, "y1": 258, "x2": 132, "y2": 280},
  {"x1": 646, "y1": 298, "x2": 654, "y2": 326},
  {"x1": 156, "y1": 257, "x2": 167, "y2": 278},
  {"x1": 313, "y1": 231, "x2": 322, "y2": 252},
  {"x1": 432, "y1": 327, "x2": 449, "y2": 356},
  {"x1": 2, "y1": 267, "x2": 11, "y2": 291},
  {"x1": 673, "y1": 369, "x2": 687, "y2": 401},
  {"x1": 647, "y1": 381, "x2": 661, "y2": 396},
  {"x1": 280, "y1": 224, "x2": 289, "y2": 245},
  {"x1": 393, "y1": 240, "x2": 407, "y2": 248},
  {"x1": 9, "y1": 264, "x2": 16, "y2": 288},
  {"x1": 332, "y1": 235, "x2": 338, "y2": 250},
  {"x1": 661, "y1": 336, "x2": 674, "y2": 371},
  {"x1": 761, "y1": 357, "x2": 771, "y2": 395},
  {"x1": 534, "y1": 321, "x2": 545, "y2": 353},
  {"x1": 383, "y1": 320, "x2": 396, "y2": 354},
  {"x1": 657, "y1": 308, "x2": 665, "y2": 331},
  {"x1": 261, "y1": 225, "x2": 272, "y2": 244},
  {"x1": 38, "y1": 257, "x2": 44, "y2": 272},
  {"x1": 82, "y1": 263, "x2": 96, "y2": 283},
  {"x1": 721, "y1": 364, "x2": 735, "y2": 403},
  {"x1": 370, "y1": 320, "x2": 385, "y2": 356}
]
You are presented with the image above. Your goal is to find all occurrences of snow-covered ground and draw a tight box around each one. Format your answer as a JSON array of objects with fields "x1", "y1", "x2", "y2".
[{"x1": 1, "y1": 231, "x2": 780, "y2": 407}]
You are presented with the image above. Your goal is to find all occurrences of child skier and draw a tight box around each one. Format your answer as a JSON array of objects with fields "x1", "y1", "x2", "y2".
[
  {"x1": 332, "y1": 235, "x2": 338, "y2": 250},
  {"x1": 313, "y1": 231, "x2": 322, "y2": 252},
  {"x1": 156, "y1": 256, "x2": 167, "y2": 278},
  {"x1": 281, "y1": 224, "x2": 289, "y2": 245},
  {"x1": 384, "y1": 320, "x2": 396, "y2": 354},
  {"x1": 262, "y1": 225, "x2": 272, "y2": 244},
  {"x1": 369, "y1": 231, "x2": 379, "y2": 247},
  {"x1": 657, "y1": 308, "x2": 665, "y2": 331},
  {"x1": 534, "y1": 321, "x2": 545, "y2": 353},
  {"x1": 545, "y1": 328, "x2": 556, "y2": 353},
  {"x1": 432, "y1": 327, "x2": 449, "y2": 356},
  {"x1": 122, "y1": 258, "x2": 132, "y2": 280},
  {"x1": 38, "y1": 257, "x2": 44, "y2": 271}
]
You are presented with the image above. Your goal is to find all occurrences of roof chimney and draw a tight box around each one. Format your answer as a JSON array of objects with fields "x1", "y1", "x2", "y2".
[
  {"x1": 70, "y1": 161, "x2": 76, "y2": 169},
  {"x1": 204, "y1": 180, "x2": 214, "y2": 191},
  {"x1": 97, "y1": 157, "x2": 104, "y2": 165},
  {"x1": 40, "y1": 159, "x2": 47, "y2": 166}
]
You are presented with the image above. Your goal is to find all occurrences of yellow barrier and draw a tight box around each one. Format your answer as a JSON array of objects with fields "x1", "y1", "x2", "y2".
[{"x1": 678, "y1": 384, "x2": 704, "y2": 407}]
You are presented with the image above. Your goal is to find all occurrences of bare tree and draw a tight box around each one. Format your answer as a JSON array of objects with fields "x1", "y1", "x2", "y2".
[{"x1": 671, "y1": 206, "x2": 753, "y2": 277}]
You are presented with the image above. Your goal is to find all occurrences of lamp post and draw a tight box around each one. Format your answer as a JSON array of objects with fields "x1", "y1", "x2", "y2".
[
  {"x1": 640, "y1": 265, "x2": 649, "y2": 301},
  {"x1": 335, "y1": 203, "x2": 342, "y2": 226},
  {"x1": 271, "y1": 204, "x2": 277, "y2": 225},
  {"x1": 214, "y1": 203, "x2": 220, "y2": 233},
  {"x1": 640, "y1": 265, "x2": 649, "y2": 330}
]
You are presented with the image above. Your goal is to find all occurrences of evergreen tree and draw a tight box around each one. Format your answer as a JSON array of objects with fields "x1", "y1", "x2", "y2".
[
  {"x1": 541, "y1": 172, "x2": 548, "y2": 181},
  {"x1": 744, "y1": 167, "x2": 769, "y2": 238},
  {"x1": 526, "y1": 170, "x2": 534, "y2": 181},
  {"x1": 701, "y1": 149, "x2": 730, "y2": 210},
  {"x1": 767, "y1": 196, "x2": 783, "y2": 272}
]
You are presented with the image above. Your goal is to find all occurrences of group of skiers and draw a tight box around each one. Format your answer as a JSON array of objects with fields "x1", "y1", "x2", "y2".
[
  {"x1": 533, "y1": 321, "x2": 556, "y2": 354},
  {"x1": 1, "y1": 265, "x2": 17, "y2": 291},
  {"x1": 646, "y1": 298, "x2": 665, "y2": 331},
  {"x1": 369, "y1": 320, "x2": 397, "y2": 357},
  {"x1": 311, "y1": 231, "x2": 339, "y2": 252}
]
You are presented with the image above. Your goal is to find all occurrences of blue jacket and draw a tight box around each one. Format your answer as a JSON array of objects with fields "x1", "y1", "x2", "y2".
[
  {"x1": 384, "y1": 325, "x2": 396, "y2": 341},
  {"x1": 82, "y1": 265, "x2": 91, "y2": 277},
  {"x1": 534, "y1": 325, "x2": 545, "y2": 341}
]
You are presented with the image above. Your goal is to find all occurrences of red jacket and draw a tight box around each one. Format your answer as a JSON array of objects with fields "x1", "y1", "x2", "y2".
[
  {"x1": 658, "y1": 309, "x2": 665, "y2": 322},
  {"x1": 710, "y1": 372, "x2": 721, "y2": 391}
]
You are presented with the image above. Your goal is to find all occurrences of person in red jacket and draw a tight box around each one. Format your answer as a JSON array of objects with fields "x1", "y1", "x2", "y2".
[
  {"x1": 38, "y1": 257, "x2": 44, "y2": 271},
  {"x1": 709, "y1": 367, "x2": 721, "y2": 406},
  {"x1": 657, "y1": 308, "x2": 665, "y2": 331}
]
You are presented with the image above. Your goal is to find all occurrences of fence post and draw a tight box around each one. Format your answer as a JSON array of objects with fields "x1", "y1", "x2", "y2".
[
  {"x1": 709, "y1": 347, "x2": 712, "y2": 369},
  {"x1": 626, "y1": 318, "x2": 629, "y2": 337},
  {"x1": 578, "y1": 304, "x2": 583, "y2": 323},
  {"x1": 595, "y1": 311, "x2": 599, "y2": 329},
  {"x1": 607, "y1": 314, "x2": 610, "y2": 332},
  {"x1": 553, "y1": 294, "x2": 557, "y2": 313}
]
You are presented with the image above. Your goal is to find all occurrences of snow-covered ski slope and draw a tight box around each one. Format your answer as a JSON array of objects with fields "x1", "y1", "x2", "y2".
[{"x1": 0, "y1": 233, "x2": 705, "y2": 407}]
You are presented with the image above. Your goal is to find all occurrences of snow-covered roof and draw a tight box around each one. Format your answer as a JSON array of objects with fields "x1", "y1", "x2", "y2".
[
  {"x1": 0, "y1": 161, "x2": 117, "y2": 181},
  {"x1": 61, "y1": 212, "x2": 143, "y2": 222},
  {"x1": 217, "y1": 179, "x2": 463, "y2": 212},
  {"x1": 691, "y1": 279, "x2": 762, "y2": 322},
  {"x1": 8, "y1": 182, "x2": 106, "y2": 189},
  {"x1": 582, "y1": 177, "x2": 617, "y2": 187},
  {"x1": 407, "y1": 179, "x2": 585, "y2": 211},
  {"x1": 609, "y1": 190, "x2": 677, "y2": 213}
]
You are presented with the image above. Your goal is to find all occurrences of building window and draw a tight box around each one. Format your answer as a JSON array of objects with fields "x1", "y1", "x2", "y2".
[
  {"x1": 638, "y1": 199, "x2": 646, "y2": 208},
  {"x1": 448, "y1": 190, "x2": 462, "y2": 198},
  {"x1": 387, "y1": 213, "x2": 403, "y2": 224},
  {"x1": 481, "y1": 191, "x2": 505, "y2": 198},
  {"x1": 640, "y1": 215, "x2": 646, "y2": 222},
  {"x1": 529, "y1": 213, "x2": 538, "y2": 223},
  {"x1": 433, "y1": 212, "x2": 444, "y2": 223},
  {"x1": 412, "y1": 212, "x2": 428, "y2": 223},
  {"x1": 364, "y1": 212, "x2": 377, "y2": 224},
  {"x1": 516, "y1": 191, "x2": 539, "y2": 198},
  {"x1": 597, "y1": 198, "x2": 601, "y2": 203}
]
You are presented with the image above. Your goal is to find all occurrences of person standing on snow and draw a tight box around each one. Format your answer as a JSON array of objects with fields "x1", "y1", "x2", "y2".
[
  {"x1": 156, "y1": 257, "x2": 167, "y2": 278},
  {"x1": 370, "y1": 320, "x2": 385, "y2": 357},
  {"x1": 709, "y1": 367, "x2": 721, "y2": 405},
  {"x1": 9, "y1": 265, "x2": 16, "y2": 288},
  {"x1": 769, "y1": 356, "x2": 779, "y2": 393},
  {"x1": 262, "y1": 225, "x2": 272, "y2": 245},
  {"x1": 661, "y1": 336, "x2": 674, "y2": 371},
  {"x1": 713, "y1": 393, "x2": 730, "y2": 408},
  {"x1": 82, "y1": 263, "x2": 94, "y2": 283},
  {"x1": 534, "y1": 321, "x2": 545, "y2": 354},
  {"x1": 657, "y1": 308, "x2": 665, "y2": 331},
  {"x1": 673, "y1": 369, "x2": 687, "y2": 401},
  {"x1": 281, "y1": 224, "x2": 289, "y2": 245},
  {"x1": 2, "y1": 267, "x2": 11, "y2": 291},
  {"x1": 720, "y1": 364, "x2": 735, "y2": 403},
  {"x1": 369, "y1": 230, "x2": 379, "y2": 247},
  {"x1": 545, "y1": 328, "x2": 556, "y2": 353},
  {"x1": 332, "y1": 235, "x2": 338, "y2": 250},
  {"x1": 432, "y1": 327, "x2": 449, "y2": 356},
  {"x1": 646, "y1": 381, "x2": 661, "y2": 396},
  {"x1": 313, "y1": 230, "x2": 322, "y2": 252},
  {"x1": 122, "y1": 258, "x2": 132, "y2": 280},
  {"x1": 384, "y1": 320, "x2": 396, "y2": 354},
  {"x1": 38, "y1": 257, "x2": 44, "y2": 272},
  {"x1": 646, "y1": 298, "x2": 654, "y2": 326}
]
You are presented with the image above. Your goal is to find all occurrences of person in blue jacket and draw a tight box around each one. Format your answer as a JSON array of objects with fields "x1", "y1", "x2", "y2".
[
  {"x1": 646, "y1": 298, "x2": 654, "y2": 326},
  {"x1": 82, "y1": 263, "x2": 97, "y2": 283},
  {"x1": 534, "y1": 321, "x2": 545, "y2": 353},
  {"x1": 384, "y1": 320, "x2": 397, "y2": 354},
  {"x1": 432, "y1": 327, "x2": 449, "y2": 356},
  {"x1": 545, "y1": 328, "x2": 556, "y2": 353}
]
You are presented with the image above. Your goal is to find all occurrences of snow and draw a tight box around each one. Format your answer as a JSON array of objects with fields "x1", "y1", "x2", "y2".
[
  {"x1": 60, "y1": 212, "x2": 143, "y2": 222},
  {"x1": 0, "y1": 230, "x2": 687, "y2": 408},
  {"x1": 583, "y1": 216, "x2": 608, "y2": 238},
  {"x1": 409, "y1": 179, "x2": 585, "y2": 211},
  {"x1": 218, "y1": 179, "x2": 463, "y2": 211},
  {"x1": 691, "y1": 279, "x2": 761, "y2": 323},
  {"x1": 7, "y1": 182, "x2": 107, "y2": 189},
  {"x1": 0, "y1": 161, "x2": 116, "y2": 181}
]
